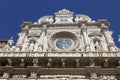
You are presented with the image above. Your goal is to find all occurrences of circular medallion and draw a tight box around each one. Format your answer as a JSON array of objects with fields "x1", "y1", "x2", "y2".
[
  {"x1": 50, "y1": 31, "x2": 78, "y2": 51},
  {"x1": 56, "y1": 38, "x2": 73, "y2": 50}
]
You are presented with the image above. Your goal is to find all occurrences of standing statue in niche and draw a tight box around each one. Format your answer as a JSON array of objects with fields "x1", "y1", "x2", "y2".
[
  {"x1": 33, "y1": 43, "x2": 38, "y2": 52},
  {"x1": 37, "y1": 44, "x2": 43, "y2": 51},
  {"x1": 21, "y1": 40, "x2": 29, "y2": 51},
  {"x1": 28, "y1": 41, "x2": 35, "y2": 52},
  {"x1": 94, "y1": 41, "x2": 101, "y2": 51}
]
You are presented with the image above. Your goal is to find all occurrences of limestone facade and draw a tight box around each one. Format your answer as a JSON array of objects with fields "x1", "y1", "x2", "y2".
[{"x1": 0, "y1": 9, "x2": 120, "y2": 80}]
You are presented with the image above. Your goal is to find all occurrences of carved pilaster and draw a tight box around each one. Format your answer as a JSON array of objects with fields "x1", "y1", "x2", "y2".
[
  {"x1": 102, "y1": 24, "x2": 115, "y2": 51},
  {"x1": 81, "y1": 24, "x2": 90, "y2": 51}
]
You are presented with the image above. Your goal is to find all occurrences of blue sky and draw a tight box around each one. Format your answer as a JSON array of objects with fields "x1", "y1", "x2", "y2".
[{"x1": 0, "y1": 0, "x2": 120, "y2": 48}]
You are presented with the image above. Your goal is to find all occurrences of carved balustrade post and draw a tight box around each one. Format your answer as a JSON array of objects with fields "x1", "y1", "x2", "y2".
[
  {"x1": 104, "y1": 58, "x2": 109, "y2": 68},
  {"x1": 7, "y1": 58, "x2": 12, "y2": 66},
  {"x1": 47, "y1": 58, "x2": 52, "y2": 68},
  {"x1": 33, "y1": 58, "x2": 38, "y2": 67},
  {"x1": 75, "y1": 59, "x2": 80, "y2": 68},
  {"x1": 61, "y1": 59, "x2": 66, "y2": 68},
  {"x1": 89, "y1": 59, "x2": 95, "y2": 67},
  {"x1": 20, "y1": 58, "x2": 25, "y2": 68}
]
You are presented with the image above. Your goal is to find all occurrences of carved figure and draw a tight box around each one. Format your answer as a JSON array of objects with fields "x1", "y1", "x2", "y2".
[
  {"x1": 33, "y1": 58, "x2": 38, "y2": 66},
  {"x1": 28, "y1": 41, "x2": 35, "y2": 51},
  {"x1": 76, "y1": 59, "x2": 80, "y2": 68},
  {"x1": 3, "y1": 44, "x2": 11, "y2": 51},
  {"x1": 7, "y1": 37, "x2": 14, "y2": 47},
  {"x1": 2, "y1": 72, "x2": 9, "y2": 78},
  {"x1": 37, "y1": 44, "x2": 43, "y2": 51},
  {"x1": 94, "y1": 41, "x2": 101, "y2": 51},
  {"x1": 38, "y1": 16, "x2": 53, "y2": 24},
  {"x1": 30, "y1": 72, "x2": 37, "y2": 78},
  {"x1": 47, "y1": 58, "x2": 52, "y2": 68}
]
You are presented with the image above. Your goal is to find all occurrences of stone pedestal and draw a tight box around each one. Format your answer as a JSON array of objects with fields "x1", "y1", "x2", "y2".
[
  {"x1": 90, "y1": 77, "x2": 99, "y2": 80},
  {"x1": 27, "y1": 66, "x2": 41, "y2": 78},
  {"x1": 86, "y1": 66, "x2": 101, "y2": 80}
]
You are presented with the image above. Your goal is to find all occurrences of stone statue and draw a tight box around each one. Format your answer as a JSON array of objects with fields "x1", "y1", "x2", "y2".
[
  {"x1": 38, "y1": 16, "x2": 54, "y2": 24},
  {"x1": 21, "y1": 41, "x2": 29, "y2": 51},
  {"x1": 94, "y1": 41, "x2": 101, "y2": 51},
  {"x1": 47, "y1": 58, "x2": 52, "y2": 68},
  {"x1": 91, "y1": 73, "x2": 97, "y2": 78},
  {"x1": 33, "y1": 43, "x2": 38, "y2": 52},
  {"x1": 20, "y1": 59, "x2": 25, "y2": 68},
  {"x1": 33, "y1": 58, "x2": 38, "y2": 66},
  {"x1": 7, "y1": 58, "x2": 12, "y2": 66},
  {"x1": 76, "y1": 59, "x2": 80, "y2": 68},
  {"x1": 37, "y1": 44, "x2": 43, "y2": 52},
  {"x1": 2, "y1": 72, "x2": 9, "y2": 78},
  {"x1": 7, "y1": 37, "x2": 14, "y2": 47},
  {"x1": 3, "y1": 44, "x2": 11, "y2": 51},
  {"x1": 61, "y1": 59, "x2": 65, "y2": 68},
  {"x1": 30, "y1": 72, "x2": 37, "y2": 78},
  {"x1": 28, "y1": 41, "x2": 35, "y2": 52}
]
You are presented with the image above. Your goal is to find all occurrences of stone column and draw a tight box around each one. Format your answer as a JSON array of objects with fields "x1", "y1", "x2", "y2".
[
  {"x1": 81, "y1": 24, "x2": 90, "y2": 51},
  {"x1": 102, "y1": 24, "x2": 115, "y2": 51}
]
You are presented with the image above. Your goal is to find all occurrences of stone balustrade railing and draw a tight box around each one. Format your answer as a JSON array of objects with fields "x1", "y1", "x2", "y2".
[{"x1": 0, "y1": 51, "x2": 119, "y2": 57}]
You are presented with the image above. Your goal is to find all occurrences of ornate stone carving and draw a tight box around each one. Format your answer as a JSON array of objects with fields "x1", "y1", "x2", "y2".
[
  {"x1": 54, "y1": 9, "x2": 74, "y2": 23},
  {"x1": 38, "y1": 16, "x2": 54, "y2": 24},
  {"x1": 30, "y1": 72, "x2": 37, "y2": 78},
  {"x1": 2, "y1": 72, "x2": 9, "y2": 78},
  {"x1": 33, "y1": 58, "x2": 38, "y2": 66},
  {"x1": 75, "y1": 14, "x2": 92, "y2": 22},
  {"x1": 47, "y1": 58, "x2": 52, "y2": 68}
]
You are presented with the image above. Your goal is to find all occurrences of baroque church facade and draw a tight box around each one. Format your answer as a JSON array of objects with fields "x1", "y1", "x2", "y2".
[{"x1": 0, "y1": 9, "x2": 120, "y2": 80}]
